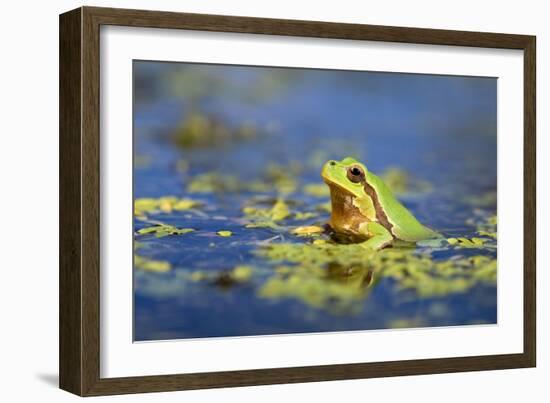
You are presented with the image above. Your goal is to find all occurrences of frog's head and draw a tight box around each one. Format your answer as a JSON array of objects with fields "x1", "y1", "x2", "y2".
[{"x1": 321, "y1": 157, "x2": 368, "y2": 198}]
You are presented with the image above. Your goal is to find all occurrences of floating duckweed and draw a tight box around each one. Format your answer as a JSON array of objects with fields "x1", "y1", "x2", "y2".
[
  {"x1": 134, "y1": 196, "x2": 201, "y2": 217},
  {"x1": 231, "y1": 265, "x2": 253, "y2": 281},
  {"x1": 380, "y1": 166, "x2": 432, "y2": 195},
  {"x1": 388, "y1": 319, "x2": 426, "y2": 329},
  {"x1": 294, "y1": 211, "x2": 319, "y2": 220},
  {"x1": 256, "y1": 242, "x2": 496, "y2": 305},
  {"x1": 174, "y1": 113, "x2": 258, "y2": 148},
  {"x1": 137, "y1": 224, "x2": 195, "y2": 238},
  {"x1": 172, "y1": 199, "x2": 199, "y2": 211},
  {"x1": 134, "y1": 255, "x2": 171, "y2": 273},
  {"x1": 245, "y1": 221, "x2": 280, "y2": 230},
  {"x1": 466, "y1": 213, "x2": 497, "y2": 240},
  {"x1": 447, "y1": 237, "x2": 493, "y2": 249},
  {"x1": 464, "y1": 191, "x2": 497, "y2": 207},
  {"x1": 478, "y1": 230, "x2": 497, "y2": 239},
  {"x1": 316, "y1": 201, "x2": 332, "y2": 213},
  {"x1": 186, "y1": 163, "x2": 300, "y2": 195},
  {"x1": 187, "y1": 173, "x2": 233, "y2": 193},
  {"x1": 303, "y1": 183, "x2": 329, "y2": 197},
  {"x1": 292, "y1": 225, "x2": 324, "y2": 236},
  {"x1": 264, "y1": 163, "x2": 300, "y2": 194},
  {"x1": 190, "y1": 271, "x2": 208, "y2": 282},
  {"x1": 217, "y1": 230, "x2": 233, "y2": 237},
  {"x1": 243, "y1": 199, "x2": 290, "y2": 228},
  {"x1": 270, "y1": 199, "x2": 291, "y2": 221}
]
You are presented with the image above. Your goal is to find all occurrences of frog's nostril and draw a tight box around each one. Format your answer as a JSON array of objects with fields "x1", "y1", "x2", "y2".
[{"x1": 329, "y1": 160, "x2": 336, "y2": 166}]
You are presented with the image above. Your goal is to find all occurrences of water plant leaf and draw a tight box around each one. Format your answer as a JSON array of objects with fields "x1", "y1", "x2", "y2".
[
  {"x1": 174, "y1": 112, "x2": 259, "y2": 148},
  {"x1": 186, "y1": 163, "x2": 300, "y2": 195},
  {"x1": 464, "y1": 191, "x2": 497, "y2": 207},
  {"x1": 303, "y1": 183, "x2": 329, "y2": 197},
  {"x1": 380, "y1": 166, "x2": 432, "y2": 195},
  {"x1": 243, "y1": 198, "x2": 291, "y2": 229},
  {"x1": 137, "y1": 224, "x2": 195, "y2": 238},
  {"x1": 134, "y1": 255, "x2": 171, "y2": 273},
  {"x1": 293, "y1": 211, "x2": 319, "y2": 220},
  {"x1": 292, "y1": 225, "x2": 324, "y2": 236},
  {"x1": 447, "y1": 236, "x2": 493, "y2": 249},
  {"x1": 217, "y1": 230, "x2": 233, "y2": 237},
  {"x1": 316, "y1": 201, "x2": 332, "y2": 213},
  {"x1": 255, "y1": 241, "x2": 497, "y2": 309},
  {"x1": 187, "y1": 172, "x2": 270, "y2": 194},
  {"x1": 134, "y1": 196, "x2": 202, "y2": 217},
  {"x1": 264, "y1": 163, "x2": 300, "y2": 194},
  {"x1": 270, "y1": 199, "x2": 291, "y2": 221}
]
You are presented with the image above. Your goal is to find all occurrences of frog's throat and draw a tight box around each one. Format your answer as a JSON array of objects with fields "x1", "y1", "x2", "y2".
[
  {"x1": 325, "y1": 182, "x2": 369, "y2": 234},
  {"x1": 325, "y1": 179, "x2": 395, "y2": 237}
]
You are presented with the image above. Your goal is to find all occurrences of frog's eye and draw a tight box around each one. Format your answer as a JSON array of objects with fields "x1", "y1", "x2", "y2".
[{"x1": 347, "y1": 165, "x2": 365, "y2": 183}]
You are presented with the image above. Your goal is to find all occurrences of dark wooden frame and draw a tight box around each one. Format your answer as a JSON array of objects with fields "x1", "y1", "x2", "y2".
[{"x1": 59, "y1": 6, "x2": 536, "y2": 396}]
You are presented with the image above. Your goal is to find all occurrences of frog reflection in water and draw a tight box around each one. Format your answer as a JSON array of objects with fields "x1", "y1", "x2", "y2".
[
  {"x1": 322, "y1": 157, "x2": 441, "y2": 250},
  {"x1": 327, "y1": 263, "x2": 376, "y2": 290}
]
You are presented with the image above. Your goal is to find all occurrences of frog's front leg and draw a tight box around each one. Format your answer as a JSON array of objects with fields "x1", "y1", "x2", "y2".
[{"x1": 358, "y1": 221, "x2": 393, "y2": 250}]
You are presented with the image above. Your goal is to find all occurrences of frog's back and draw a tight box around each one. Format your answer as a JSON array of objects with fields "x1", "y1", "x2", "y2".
[{"x1": 366, "y1": 172, "x2": 439, "y2": 242}]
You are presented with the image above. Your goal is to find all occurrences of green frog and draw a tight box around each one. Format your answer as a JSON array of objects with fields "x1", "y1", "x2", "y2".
[{"x1": 321, "y1": 157, "x2": 441, "y2": 250}]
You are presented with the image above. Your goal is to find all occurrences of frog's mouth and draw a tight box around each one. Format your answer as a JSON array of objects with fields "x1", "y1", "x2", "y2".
[{"x1": 322, "y1": 177, "x2": 358, "y2": 198}]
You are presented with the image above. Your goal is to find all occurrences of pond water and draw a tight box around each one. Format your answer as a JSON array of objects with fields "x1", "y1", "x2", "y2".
[{"x1": 133, "y1": 62, "x2": 497, "y2": 341}]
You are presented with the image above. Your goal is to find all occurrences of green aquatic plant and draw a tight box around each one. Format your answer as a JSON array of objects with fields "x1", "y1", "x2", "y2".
[
  {"x1": 186, "y1": 173, "x2": 270, "y2": 194},
  {"x1": 243, "y1": 198, "x2": 291, "y2": 229},
  {"x1": 291, "y1": 225, "x2": 324, "y2": 236},
  {"x1": 380, "y1": 166, "x2": 432, "y2": 195},
  {"x1": 464, "y1": 191, "x2": 497, "y2": 208},
  {"x1": 255, "y1": 241, "x2": 497, "y2": 309},
  {"x1": 474, "y1": 214, "x2": 497, "y2": 239},
  {"x1": 303, "y1": 183, "x2": 329, "y2": 197},
  {"x1": 293, "y1": 211, "x2": 319, "y2": 221},
  {"x1": 444, "y1": 213, "x2": 498, "y2": 248},
  {"x1": 447, "y1": 237, "x2": 491, "y2": 248},
  {"x1": 186, "y1": 163, "x2": 301, "y2": 195},
  {"x1": 188, "y1": 173, "x2": 240, "y2": 193},
  {"x1": 315, "y1": 201, "x2": 332, "y2": 213},
  {"x1": 165, "y1": 65, "x2": 302, "y2": 107},
  {"x1": 388, "y1": 318, "x2": 426, "y2": 329},
  {"x1": 134, "y1": 196, "x2": 202, "y2": 218},
  {"x1": 174, "y1": 113, "x2": 259, "y2": 148},
  {"x1": 134, "y1": 255, "x2": 171, "y2": 273},
  {"x1": 264, "y1": 163, "x2": 301, "y2": 194},
  {"x1": 137, "y1": 223, "x2": 195, "y2": 238},
  {"x1": 216, "y1": 230, "x2": 233, "y2": 237}
]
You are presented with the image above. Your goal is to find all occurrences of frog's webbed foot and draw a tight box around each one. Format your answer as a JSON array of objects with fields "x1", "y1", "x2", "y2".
[{"x1": 358, "y1": 221, "x2": 393, "y2": 251}]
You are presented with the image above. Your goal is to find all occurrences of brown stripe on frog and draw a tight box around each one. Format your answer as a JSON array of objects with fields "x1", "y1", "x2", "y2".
[{"x1": 362, "y1": 180, "x2": 395, "y2": 237}]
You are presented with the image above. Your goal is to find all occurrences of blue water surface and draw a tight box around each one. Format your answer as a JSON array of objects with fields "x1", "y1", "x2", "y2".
[{"x1": 133, "y1": 62, "x2": 497, "y2": 341}]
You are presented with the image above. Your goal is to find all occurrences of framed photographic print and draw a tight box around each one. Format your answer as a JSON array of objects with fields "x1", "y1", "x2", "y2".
[{"x1": 59, "y1": 6, "x2": 536, "y2": 396}]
